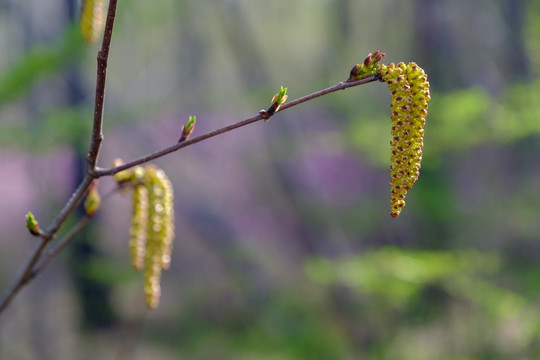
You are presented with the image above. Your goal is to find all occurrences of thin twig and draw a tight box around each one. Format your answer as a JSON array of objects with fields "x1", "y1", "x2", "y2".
[
  {"x1": 47, "y1": 0, "x2": 118, "y2": 237},
  {"x1": 0, "y1": 0, "x2": 378, "y2": 317},
  {"x1": 30, "y1": 216, "x2": 93, "y2": 280},
  {"x1": 0, "y1": 185, "x2": 121, "y2": 316},
  {"x1": 87, "y1": 0, "x2": 118, "y2": 171},
  {"x1": 29, "y1": 186, "x2": 121, "y2": 281},
  {"x1": 0, "y1": 239, "x2": 47, "y2": 314},
  {"x1": 0, "y1": 0, "x2": 119, "y2": 319},
  {"x1": 95, "y1": 75, "x2": 378, "y2": 177},
  {"x1": 45, "y1": 174, "x2": 94, "y2": 237},
  {"x1": 0, "y1": 74, "x2": 378, "y2": 318}
]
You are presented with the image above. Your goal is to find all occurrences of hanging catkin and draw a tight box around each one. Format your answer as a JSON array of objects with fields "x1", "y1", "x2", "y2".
[{"x1": 379, "y1": 62, "x2": 430, "y2": 218}]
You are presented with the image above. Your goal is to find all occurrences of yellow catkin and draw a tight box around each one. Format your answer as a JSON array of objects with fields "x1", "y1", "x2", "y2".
[
  {"x1": 118, "y1": 162, "x2": 175, "y2": 309},
  {"x1": 80, "y1": 0, "x2": 106, "y2": 44},
  {"x1": 112, "y1": 158, "x2": 133, "y2": 184},
  {"x1": 129, "y1": 184, "x2": 148, "y2": 271},
  {"x1": 142, "y1": 166, "x2": 175, "y2": 309},
  {"x1": 380, "y1": 62, "x2": 430, "y2": 218},
  {"x1": 143, "y1": 166, "x2": 162, "y2": 309},
  {"x1": 155, "y1": 169, "x2": 175, "y2": 270}
]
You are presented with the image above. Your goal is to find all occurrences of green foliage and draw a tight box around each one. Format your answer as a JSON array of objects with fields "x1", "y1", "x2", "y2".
[
  {"x1": 164, "y1": 293, "x2": 352, "y2": 360},
  {"x1": 306, "y1": 248, "x2": 540, "y2": 359},
  {"x1": 427, "y1": 88, "x2": 491, "y2": 151},
  {"x1": 0, "y1": 107, "x2": 93, "y2": 153},
  {"x1": 306, "y1": 248, "x2": 500, "y2": 307},
  {"x1": 0, "y1": 24, "x2": 90, "y2": 153},
  {"x1": 0, "y1": 24, "x2": 85, "y2": 106}
]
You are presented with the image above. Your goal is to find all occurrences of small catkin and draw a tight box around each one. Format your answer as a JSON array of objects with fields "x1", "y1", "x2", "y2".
[
  {"x1": 155, "y1": 169, "x2": 175, "y2": 270},
  {"x1": 120, "y1": 163, "x2": 175, "y2": 309},
  {"x1": 80, "y1": 0, "x2": 106, "y2": 44},
  {"x1": 143, "y1": 166, "x2": 163, "y2": 309},
  {"x1": 142, "y1": 166, "x2": 175, "y2": 309},
  {"x1": 380, "y1": 62, "x2": 430, "y2": 218},
  {"x1": 129, "y1": 184, "x2": 148, "y2": 271}
]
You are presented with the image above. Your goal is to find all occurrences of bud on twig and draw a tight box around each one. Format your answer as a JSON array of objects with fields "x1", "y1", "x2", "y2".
[
  {"x1": 178, "y1": 116, "x2": 197, "y2": 143},
  {"x1": 26, "y1": 212, "x2": 40, "y2": 236},
  {"x1": 347, "y1": 50, "x2": 386, "y2": 82},
  {"x1": 261, "y1": 86, "x2": 288, "y2": 121},
  {"x1": 84, "y1": 180, "x2": 101, "y2": 216}
]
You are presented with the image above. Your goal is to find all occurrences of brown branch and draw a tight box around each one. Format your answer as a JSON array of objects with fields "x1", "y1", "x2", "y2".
[
  {"x1": 30, "y1": 215, "x2": 93, "y2": 280},
  {"x1": 29, "y1": 185, "x2": 120, "y2": 281},
  {"x1": 46, "y1": 0, "x2": 118, "y2": 236},
  {"x1": 0, "y1": 239, "x2": 48, "y2": 314},
  {"x1": 0, "y1": 0, "x2": 378, "y2": 317},
  {"x1": 0, "y1": 185, "x2": 120, "y2": 316},
  {"x1": 45, "y1": 174, "x2": 95, "y2": 237},
  {"x1": 0, "y1": 74, "x2": 378, "y2": 318},
  {"x1": 95, "y1": 75, "x2": 378, "y2": 177},
  {"x1": 87, "y1": 0, "x2": 118, "y2": 171},
  {"x1": 0, "y1": 0, "x2": 119, "y2": 319}
]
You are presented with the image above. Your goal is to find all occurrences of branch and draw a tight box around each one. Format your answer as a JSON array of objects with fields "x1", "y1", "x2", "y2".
[
  {"x1": 30, "y1": 185, "x2": 120, "y2": 281},
  {"x1": 95, "y1": 75, "x2": 378, "y2": 177},
  {"x1": 0, "y1": 185, "x2": 119, "y2": 315},
  {"x1": 87, "y1": 0, "x2": 118, "y2": 171},
  {"x1": 30, "y1": 215, "x2": 93, "y2": 280},
  {"x1": 0, "y1": 73, "x2": 377, "y2": 317},
  {"x1": 45, "y1": 174, "x2": 94, "y2": 237},
  {"x1": 0, "y1": 5, "x2": 379, "y2": 317},
  {"x1": 0, "y1": 0, "x2": 119, "y2": 319},
  {"x1": 0, "y1": 74, "x2": 377, "y2": 318},
  {"x1": 0, "y1": 239, "x2": 48, "y2": 314}
]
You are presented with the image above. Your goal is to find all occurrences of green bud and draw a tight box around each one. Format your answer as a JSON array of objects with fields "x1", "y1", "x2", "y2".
[
  {"x1": 84, "y1": 181, "x2": 101, "y2": 216},
  {"x1": 179, "y1": 116, "x2": 197, "y2": 143},
  {"x1": 26, "y1": 211, "x2": 40, "y2": 236}
]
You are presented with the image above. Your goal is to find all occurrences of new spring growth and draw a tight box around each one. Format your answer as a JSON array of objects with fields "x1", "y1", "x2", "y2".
[
  {"x1": 347, "y1": 50, "x2": 386, "y2": 82},
  {"x1": 271, "y1": 86, "x2": 288, "y2": 112},
  {"x1": 84, "y1": 180, "x2": 101, "y2": 216},
  {"x1": 26, "y1": 212, "x2": 40, "y2": 236},
  {"x1": 178, "y1": 116, "x2": 197, "y2": 143},
  {"x1": 261, "y1": 86, "x2": 288, "y2": 121}
]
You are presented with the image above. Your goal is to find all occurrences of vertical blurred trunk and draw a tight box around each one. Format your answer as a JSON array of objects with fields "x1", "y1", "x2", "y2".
[
  {"x1": 413, "y1": 0, "x2": 462, "y2": 91},
  {"x1": 64, "y1": 0, "x2": 117, "y2": 330},
  {"x1": 502, "y1": 0, "x2": 530, "y2": 81}
]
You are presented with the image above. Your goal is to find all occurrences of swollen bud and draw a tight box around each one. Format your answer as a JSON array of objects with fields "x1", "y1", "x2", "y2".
[
  {"x1": 112, "y1": 158, "x2": 133, "y2": 184},
  {"x1": 84, "y1": 180, "x2": 101, "y2": 216},
  {"x1": 347, "y1": 50, "x2": 387, "y2": 81},
  {"x1": 26, "y1": 212, "x2": 40, "y2": 236},
  {"x1": 178, "y1": 116, "x2": 197, "y2": 143}
]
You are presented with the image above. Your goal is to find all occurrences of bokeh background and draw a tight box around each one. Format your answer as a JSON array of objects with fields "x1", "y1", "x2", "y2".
[{"x1": 1, "y1": 0, "x2": 540, "y2": 359}]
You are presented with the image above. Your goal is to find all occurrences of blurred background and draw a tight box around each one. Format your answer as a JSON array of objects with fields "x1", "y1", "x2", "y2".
[{"x1": 1, "y1": 0, "x2": 540, "y2": 359}]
